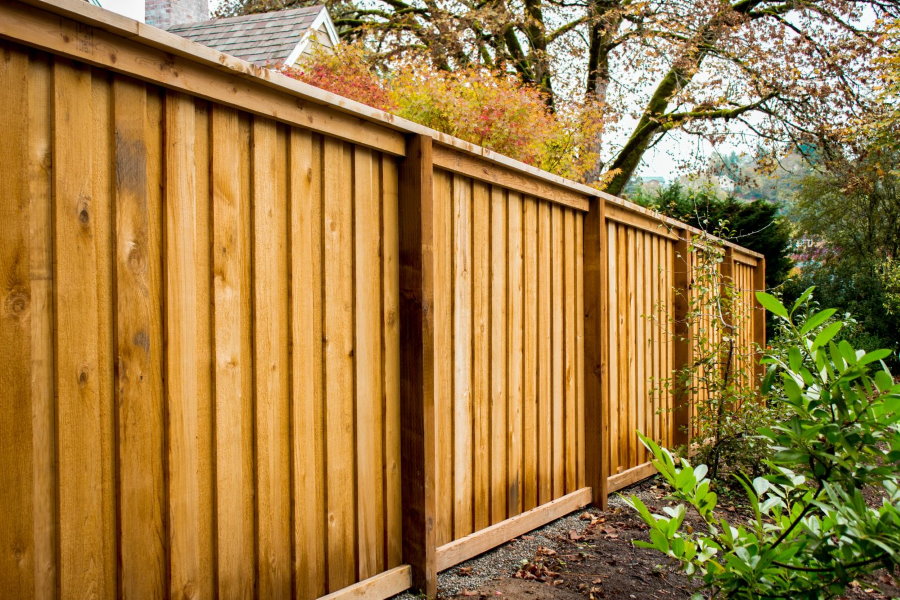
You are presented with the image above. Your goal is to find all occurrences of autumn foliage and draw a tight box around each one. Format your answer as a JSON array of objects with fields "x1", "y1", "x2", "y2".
[{"x1": 281, "y1": 44, "x2": 606, "y2": 184}]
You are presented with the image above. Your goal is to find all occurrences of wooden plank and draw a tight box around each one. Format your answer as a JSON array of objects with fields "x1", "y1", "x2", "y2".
[
  {"x1": 564, "y1": 210, "x2": 577, "y2": 493},
  {"x1": 53, "y1": 58, "x2": 114, "y2": 600},
  {"x1": 0, "y1": 2, "x2": 406, "y2": 156},
  {"x1": 92, "y1": 72, "x2": 118, "y2": 600},
  {"x1": 607, "y1": 462, "x2": 658, "y2": 493},
  {"x1": 26, "y1": 51, "x2": 57, "y2": 600},
  {"x1": 672, "y1": 230, "x2": 692, "y2": 448},
  {"x1": 252, "y1": 118, "x2": 292, "y2": 598},
  {"x1": 433, "y1": 169, "x2": 453, "y2": 546},
  {"x1": 489, "y1": 186, "x2": 508, "y2": 525},
  {"x1": 316, "y1": 566, "x2": 412, "y2": 600},
  {"x1": 452, "y1": 174, "x2": 474, "y2": 539},
  {"x1": 614, "y1": 224, "x2": 627, "y2": 474},
  {"x1": 113, "y1": 75, "x2": 166, "y2": 600},
  {"x1": 551, "y1": 205, "x2": 564, "y2": 498},
  {"x1": 583, "y1": 196, "x2": 607, "y2": 508},
  {"x1": 753, "y1": 258, "x2": 767, "y2": 384},
  {"x1": 435, "y1": 488, "x2": 593, "y2": 572},
  {"x1": 507, "y1": 191, "x2": 524, "y2": 515},
  {"x1": 165, "y1": 91, "x2": 214, "y2": 600},
  {"x1": 472, "y1": 181, "x2": 491, "y2": 531},
  {"x1": 536, "y1": 202, "x2": 552, "y2": 506},
  {"x1": 211, "y1": 103, "x2": 255, "y2": 600},
  {"x1": 635, "y1": 231, "x2": 646, "y2": 466},
  {"x1": 432, "y1": 145, "x2": 590, "y2": 212},
  {"x1": 354, "y1": 145, "x2": 384, "y2": 580},
  {"x1": 605, "y1": 204, "x2": 679, "y2": 240},
  {"x1": 522, "y1": 197, "x2": 539, "y2": 512},
  {"x1": 291, "y1": 131, "x2": 326, "y2": 598},
  {"x1": 0, "y1": 47, "x2": 36, "y2": 597},
  {"x1": 381, "y1": 155, "x2": 403, "y2": 569},
  {"x1": 606, "y1": 222, "x2": 619, "y2": 481},
  {"x1": 323, "y1": 137, "x2": 357, "y2": 591},
  {"x1": 398, "y1": 134, "x2": 437, "y2": 598},
  {"x1": 626, "y1": 227, "x2": 637, "y2": 470},
  {"x1": 575, "y1": 215, "x2": 586, "y2": 490}
]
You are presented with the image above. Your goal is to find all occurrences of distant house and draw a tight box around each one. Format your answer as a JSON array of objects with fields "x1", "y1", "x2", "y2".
[
  {"x1": 167, "y1": 5, "x2": 339, "y2": 67},
  {"x1": 87, "y1": 0, "x2": 339, "y2": 67}
]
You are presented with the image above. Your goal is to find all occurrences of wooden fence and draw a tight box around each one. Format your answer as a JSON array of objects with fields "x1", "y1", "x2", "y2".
[{"x1": 0, "y1": 0, "x2": 765, "y2": 598}]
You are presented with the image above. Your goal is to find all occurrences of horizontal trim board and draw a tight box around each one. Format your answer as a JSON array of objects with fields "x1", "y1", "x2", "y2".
[
  {"x1": 608, "y1": 462, "x2": 658, "y2": 493},
  {"x1": 435, "y1": 487, "x2": 593, "y2": 572},
  {"x1": 0, "y1": 1, "x2": 406, "y2": 155},
  {"x1": 316, "y1": 566, "x2": 412, "y2": 600},
  {"x1": 605, "y1": 204, "x2": 679, "y2": 240},
  {"x1": 733, "y1": 253, "x2": 759, "y2": 267},
  {"x1": 433, "y1": 145, "x2": 590, "y2": 212}
]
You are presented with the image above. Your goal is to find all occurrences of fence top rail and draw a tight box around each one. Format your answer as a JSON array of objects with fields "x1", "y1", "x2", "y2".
[{"x1": 9, "y1": 0, "x2": 762, "y2": 259}]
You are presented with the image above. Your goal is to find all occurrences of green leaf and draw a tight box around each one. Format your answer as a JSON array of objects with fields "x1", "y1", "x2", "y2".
[
  {"x1": 799, "y1": 308, "x2": 836, "y2": 334},
  {"x1": 756, "y1": 291, "x2": 789, "y2": 319},
  {"x1": 857, "y1": 349, "x2": 892, "y2": 366},
  {"x1": 791, "y1": 286, "x2": 816, "y2": 314},
  {"x1": 812, "y1": 322, "x2": 842, "y2": 351}
]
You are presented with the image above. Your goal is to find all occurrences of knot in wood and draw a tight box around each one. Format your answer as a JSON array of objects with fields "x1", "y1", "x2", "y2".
[{"x1": 4, "y1": 287, "x2": 29, "y2": 319}]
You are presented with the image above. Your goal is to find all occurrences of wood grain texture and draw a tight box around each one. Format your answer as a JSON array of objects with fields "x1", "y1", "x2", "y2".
[
  {"x1": 0, "y1": 48, "x2": 36, "y2": 597},
  {"x1": 291, "y1": 131, "x2": 327, "y2": 599},
  {"x1": 398, "y1": 135, "x2": 437, "y2": 597},
  {"x1": 323, "y1": 138, "x2": 357, "y2": 591},
  {"x1": 113, "y1": 76, "x2": 166, "y2": 600},
  {"x1": 211, "y1": 104, "x2": 255, "y2": 600},
  {"x1": 489, "y1": 186, "x2": 508, "y2": 525}
]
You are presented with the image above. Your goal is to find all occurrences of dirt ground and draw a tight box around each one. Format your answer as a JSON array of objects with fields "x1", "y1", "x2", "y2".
[{"x1": 422, "y1": 476, "x2": 899, "y2": 600}]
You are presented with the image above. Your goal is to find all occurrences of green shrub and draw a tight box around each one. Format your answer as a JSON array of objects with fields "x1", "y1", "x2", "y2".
[{"x1": 626, "y1": 289, "x2": 900, "y2": 599}]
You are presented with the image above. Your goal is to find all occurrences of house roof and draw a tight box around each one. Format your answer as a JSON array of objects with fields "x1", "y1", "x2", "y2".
[{"x1": 167, "y1": 5, "x2": 335, "y2": 66}]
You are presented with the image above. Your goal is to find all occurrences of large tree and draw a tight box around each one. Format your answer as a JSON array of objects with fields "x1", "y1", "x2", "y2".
[{"x1": 224, "y1": 0, "x2": 897, "y2": 195}]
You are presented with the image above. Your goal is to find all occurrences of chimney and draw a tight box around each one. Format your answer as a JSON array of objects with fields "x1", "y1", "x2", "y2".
[{"x1": 145, "y1": 0, "x2": 209, "y2": 29}]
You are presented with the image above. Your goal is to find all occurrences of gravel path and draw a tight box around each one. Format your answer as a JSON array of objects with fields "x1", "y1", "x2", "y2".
[
  {"x1": 389, "y1": 507, "x2": 602, "y2": 599},
  {"x1": 389, "y1": 482, "x2": 662, "y2": 599}
]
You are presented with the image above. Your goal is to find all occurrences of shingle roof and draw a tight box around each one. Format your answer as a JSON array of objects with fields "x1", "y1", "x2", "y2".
[{"x1": 167, "y1": 6, "x2": 325, "y2": 66}]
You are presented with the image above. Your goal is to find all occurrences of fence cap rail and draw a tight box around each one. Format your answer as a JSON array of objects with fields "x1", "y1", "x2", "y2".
[{"x1": 11, "y1": 0, "x2": 763, "y2": 260}]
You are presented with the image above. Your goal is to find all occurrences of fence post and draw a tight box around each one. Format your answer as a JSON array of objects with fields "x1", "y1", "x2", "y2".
[
  {"x1": 672, "y1": 229, "x2": 692, "y2": 449},
  {"x1": 398, "y1": 134, "x2": 438, "y2": 598},
  {"x1": 753, "y1": 257, "x2": 767, "y2": 384},
  {"x1": 583, "y1": 194, "x2": 608, "y2": 509}
]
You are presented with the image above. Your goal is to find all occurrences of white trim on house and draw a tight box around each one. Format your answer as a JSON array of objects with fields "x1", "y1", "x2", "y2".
[{"x1": 283, "y1": 6, "x2": 339, "y2": 65}]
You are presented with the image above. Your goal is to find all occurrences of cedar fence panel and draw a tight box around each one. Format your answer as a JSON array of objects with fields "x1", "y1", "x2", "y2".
[{"x1": 0, "y1": 1, "x2": 766, "y2": 597}]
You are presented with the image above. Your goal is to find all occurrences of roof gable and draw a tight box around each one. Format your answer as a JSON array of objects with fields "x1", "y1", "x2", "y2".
[{"x1": 167, "y1": 5, "x2": 335, "y2": 66}]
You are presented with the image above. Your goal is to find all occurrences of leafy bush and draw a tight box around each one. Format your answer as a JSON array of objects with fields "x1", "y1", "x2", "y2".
[
  {"x1": 626, "y1": 290, "x2": 900, "y2": 599},
  {"x1": 281, "y1": 44, "x2": 607, "y2": 183}
]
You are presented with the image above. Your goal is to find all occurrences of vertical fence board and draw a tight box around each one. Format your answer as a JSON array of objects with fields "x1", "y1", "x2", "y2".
[
  {"x1": 323, "y1": 138, "x2": 357, "y2": 591},
  {"x1": 452, "y1": 174, "x2": 474, "y2": 539},
  {"x1": 27, "y1": 52, "x2": 57, "y2": 600},
  {"x1": 507, "y1": 192, "x2": 524, "y2": 515},
  {"x1": 0, "y1": 48, "x2": 36, "y2": 598},
  {"x1": 522, "y1": 198, "x2": 539, "y2": 511},
  {"x1": 382, "y1": 154, "x2": 403, "y2": 570},
  {"x1": 537, "y1": 202, "x2": 552, "y2": 506},
  {"x1": 433, "y1": 170, "x2": 453, "y2": 546},
  {"x1": 291, "y1": 131, "x2": 326, "y2": 599},
  {"x1": 355, "y1": 145, "x2": 384, "y2": 580},
  {"x1": 489, "y1": 187, "x2": 508, "y2": 525},
  {"x1": 114, "y1": 76, "x2": 166, "y2": 600},
  {"x1": 211, "y1": 104, "x2": 255, "y2": 600},
  {"x1": 472, "y1": 182, "x2": 491, "y2": 531},
  {"x1": 564, "y1": 211, "x2": 577, "y2": 493},
  {"x1": 54, "y1": 59, "x2": 115, "y2": 600}
]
